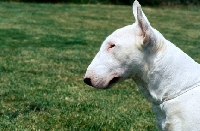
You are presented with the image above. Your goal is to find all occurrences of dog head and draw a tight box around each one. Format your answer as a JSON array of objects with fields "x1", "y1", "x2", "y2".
[{"x1": 84, "y1": 0, "x2": 159, "y2": 89}]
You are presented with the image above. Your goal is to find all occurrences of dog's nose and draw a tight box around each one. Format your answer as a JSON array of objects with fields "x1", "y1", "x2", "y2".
[{"x1": 84, "y1": 78, "x2": 93, "y2": 86}]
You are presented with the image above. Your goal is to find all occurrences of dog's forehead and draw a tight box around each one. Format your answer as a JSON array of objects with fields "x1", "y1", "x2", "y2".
[
  {"x1": 104, "y1": 24, "x2": 141, "y2": 45},
  {"x1": 111, "y1": 25, "x2": 133, "y2": 39}
]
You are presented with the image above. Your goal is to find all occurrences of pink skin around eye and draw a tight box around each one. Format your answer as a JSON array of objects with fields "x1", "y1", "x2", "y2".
[{"x1": 107, "y1": 43, "x2": 115, "y2": 51}]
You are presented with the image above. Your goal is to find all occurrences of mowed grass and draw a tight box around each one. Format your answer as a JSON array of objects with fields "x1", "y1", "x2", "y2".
[{"x1": 0, "y1": 2, "x2": 200, "y2": 131}]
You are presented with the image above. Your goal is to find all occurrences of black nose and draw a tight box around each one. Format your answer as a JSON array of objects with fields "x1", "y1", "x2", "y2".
[{"x1": 84, "y1": 78, "x2": 93, "y2": 87}]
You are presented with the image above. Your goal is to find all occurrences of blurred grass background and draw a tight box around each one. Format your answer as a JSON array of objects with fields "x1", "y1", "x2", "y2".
[{"x1": 0, "y1": 2, "x2": 200, "y2": 130}]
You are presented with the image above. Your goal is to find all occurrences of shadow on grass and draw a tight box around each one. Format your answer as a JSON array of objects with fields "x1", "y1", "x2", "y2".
[
  {"x1": 0, "y1": 66, "x2": 14, "y2": 73},
  {"x1": 64, "y1": 39, "x2": 87, "y2": 46},
  {"x1": 0, "y1": 28, "x2": 88, "y2": 47},
  {"x1": 0, "y1": 102, "x2": 48, "y2": 119}
]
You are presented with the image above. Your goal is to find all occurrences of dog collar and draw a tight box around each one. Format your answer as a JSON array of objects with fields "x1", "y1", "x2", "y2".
[{"x1": 163, "y1": 82, "x2": 200, "y2": 103}]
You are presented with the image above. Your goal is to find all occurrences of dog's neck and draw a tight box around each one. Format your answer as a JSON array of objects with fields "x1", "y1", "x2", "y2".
[{"x1": 133, "y1": 31, "x2": 200, "y2": 104}]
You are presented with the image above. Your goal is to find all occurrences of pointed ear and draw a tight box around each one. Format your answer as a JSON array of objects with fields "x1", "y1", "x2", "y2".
[
  {"x1": 133, "y1": 0, "x2": 156, "y2": 48},
  {"x1": 133, "y1": 0, "x2": 139, "y2": 24},
  {"x1": 133, "y1": 0, "x2": 150, "y2": 25}
]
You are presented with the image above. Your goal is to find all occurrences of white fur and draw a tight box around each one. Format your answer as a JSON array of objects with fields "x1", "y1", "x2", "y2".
[{"x1": 84, "y1": 0, "x2": 200, "y2": 130}]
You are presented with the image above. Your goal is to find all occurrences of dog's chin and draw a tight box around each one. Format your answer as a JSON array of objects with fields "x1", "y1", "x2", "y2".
[{"x1": 93, "y1": 77, "x2": 120, "y2": 90}]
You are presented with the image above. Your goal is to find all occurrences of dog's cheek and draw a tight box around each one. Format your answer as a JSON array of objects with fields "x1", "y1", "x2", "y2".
[{"x1": 111, "y1": 46, "x2": 125, "y2": 62}]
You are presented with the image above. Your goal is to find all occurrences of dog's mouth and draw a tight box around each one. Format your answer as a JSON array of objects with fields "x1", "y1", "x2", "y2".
[
  {"x1": 104, "y1": 77, "x2": 120, "y2": 89},
  {"x1": 109, "y1": 77, "x2": 120, "y2": 86}
]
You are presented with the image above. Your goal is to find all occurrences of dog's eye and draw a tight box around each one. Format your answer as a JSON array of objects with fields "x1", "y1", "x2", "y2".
[
  {"x1": 107, "y1": 43, "x2": 116, "y2": 51},
  {"x1": 110, "y1": 44, "x2": 115, "y2": 48},
  {"x1": 109, "y1": 44, "x2": 115, "y2": 49}
]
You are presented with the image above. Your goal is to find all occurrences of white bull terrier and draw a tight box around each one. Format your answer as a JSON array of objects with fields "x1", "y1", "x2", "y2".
[{"x1": 84, "y1": 0, "x2": 200, "y2": 130}]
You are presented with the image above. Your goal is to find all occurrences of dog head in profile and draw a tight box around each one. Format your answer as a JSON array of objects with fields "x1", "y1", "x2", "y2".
[{"x1": 84, "y1": 0, "x2": 161, "y2": 89}]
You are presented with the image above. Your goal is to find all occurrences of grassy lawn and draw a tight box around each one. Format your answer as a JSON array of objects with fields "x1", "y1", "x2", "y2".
[{"x1": 0, "y1": 2, "x2": 200, "y2": 130}]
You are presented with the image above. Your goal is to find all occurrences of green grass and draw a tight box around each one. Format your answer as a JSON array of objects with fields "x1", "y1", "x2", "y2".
[{"x1": 0, "y1": 2, "x2": 200, "y2": 131}]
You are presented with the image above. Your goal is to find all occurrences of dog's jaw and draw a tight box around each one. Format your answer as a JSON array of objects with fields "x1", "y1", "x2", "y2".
[{"x1": 84, "y1": 66, "x2": 123, "y2": 89}]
